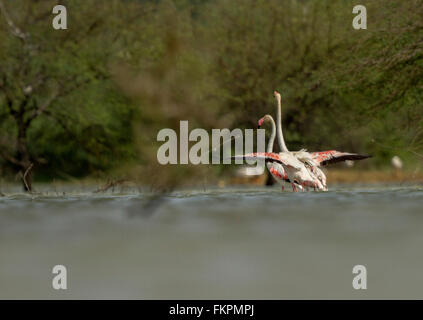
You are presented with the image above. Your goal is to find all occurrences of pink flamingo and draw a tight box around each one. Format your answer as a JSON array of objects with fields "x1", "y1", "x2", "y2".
[
  {"x1": 257, "y1": 114, "x2": 303, "y2": 191},
  {"x1": 273, "y1": 90, "x2": 370, "y2": 190},
  {"x1": 236, "y1": 114, "x2": 320, "y2": 192},
  {"x1": 273, "y1": 91, "x2": 325, "y2": 191},
  {"x1": 233, "y1": 91, "x2": 371, "y2": 192}
]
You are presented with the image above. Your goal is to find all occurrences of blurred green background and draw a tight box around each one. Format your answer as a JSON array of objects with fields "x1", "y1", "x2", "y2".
[{"x1": 0, "y1": 0, "x2": 422, "y2": 190}]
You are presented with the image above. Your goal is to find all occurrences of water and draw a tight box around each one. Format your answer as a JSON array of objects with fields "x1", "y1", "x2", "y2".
[{"x1": 1, "y1": 184, "x2": 423, "y2": 299}]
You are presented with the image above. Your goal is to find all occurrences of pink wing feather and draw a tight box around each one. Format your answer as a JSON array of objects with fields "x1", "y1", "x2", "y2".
[{"x1": 311, "y1": 150, "x2": 371, "y2": 166}]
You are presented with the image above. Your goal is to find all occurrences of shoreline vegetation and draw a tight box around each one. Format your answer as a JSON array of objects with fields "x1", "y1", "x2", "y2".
[{"x1": 1, "y1": 169, "x2": 423, "y2": 195}]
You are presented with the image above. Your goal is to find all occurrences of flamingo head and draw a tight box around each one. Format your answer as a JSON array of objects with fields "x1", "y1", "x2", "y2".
[
  {"x1": 257, "y1": 114, "x2": 271, "y2": 128},
  {"x1": 273, "y1": 90, "x2": 281, "y2": 102}
]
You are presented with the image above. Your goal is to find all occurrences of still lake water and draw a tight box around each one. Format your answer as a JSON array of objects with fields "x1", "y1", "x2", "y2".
[{"x1": 1, "y1": 184, "x2": 423, "y2": 299}]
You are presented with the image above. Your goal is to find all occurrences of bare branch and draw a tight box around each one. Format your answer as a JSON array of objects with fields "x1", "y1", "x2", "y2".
[
  {"x1": 22, "y1": 162, "x2": 33, "y2": 192},
  {"x1": 22, "y1": 73, "x2": 47, "y2": 96},
  {"x1": 43, "y1": 109, "x2": 76, "y2": 137},
  {"x1": 0, "y1": 75, "x2": 18, "y2": 116},
  {"x1": 25, "y1": 75, "x2": 93, "y2": 125},
  {"x1": 0, "y1": 148, "x2": 23, "y2": 167},
  {"x1": 25, "y1": 91, "x2": 60, "y2": 125},
  {"x1": 94, "y1": 179, "x2": 127, "y2": 193},
  {"x1": 0, "y1": 135, "x2": 21, "y2": 166},
  {"x1": 0, "y1": 0, "x2": 28, "y2": 41}
]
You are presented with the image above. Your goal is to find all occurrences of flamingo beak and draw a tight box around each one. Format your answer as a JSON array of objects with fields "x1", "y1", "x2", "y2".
[{"x1": 258, "y1": 118, "x2": 264, "y2": 128}]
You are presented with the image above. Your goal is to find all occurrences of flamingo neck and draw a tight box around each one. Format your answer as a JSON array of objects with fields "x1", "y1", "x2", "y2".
[
  {"x1": 265, "y1": 116, "x2": 276, "y2": 153},
  {"x1": 276, "y1": 97, "x2": 289, "y2": 152}
]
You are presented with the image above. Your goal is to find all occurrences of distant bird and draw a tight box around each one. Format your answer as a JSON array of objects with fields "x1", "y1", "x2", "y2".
[
  {"x1": 235, "y1": 165, "x2": 266, "y2": 177},
  {"x1": 345, "y1": 160, "x2": 354, "y2": 168},
  {"x1": 391, "y1": 156, "x2": 403, "y2": 170}
]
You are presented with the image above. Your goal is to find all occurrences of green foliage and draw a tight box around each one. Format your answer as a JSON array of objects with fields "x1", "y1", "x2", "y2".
[
  {"x1": 0, "y1": 0, "x2": 141, "y2": 181},
  {"x1": 1, "y1": 0, "x2": 422, "y2": 186}
]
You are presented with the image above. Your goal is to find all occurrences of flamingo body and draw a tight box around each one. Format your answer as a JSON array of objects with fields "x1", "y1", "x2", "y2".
[{"x1": 258, "y1": 114, "x2": 303, "y2": 191}]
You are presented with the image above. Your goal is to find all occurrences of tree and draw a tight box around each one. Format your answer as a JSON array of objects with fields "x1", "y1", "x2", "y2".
[{"x1": 0, "y1": 0, "x2": 144, "y2": 190}]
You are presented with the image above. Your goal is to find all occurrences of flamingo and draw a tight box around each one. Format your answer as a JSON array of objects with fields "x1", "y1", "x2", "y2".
[
  {"x1": 232, "y1": 91, "x2": 371, "y2": 192},
  {"x1": 233, "y1": 114, "x2": 320, "y2": 192},
  {"x1": 239, "y1": 93, "x2": 325, "y2": 192},
  {"x1": 274, "y1": 91, "x2": 326, "y2": 191},
  {"x1": 257, "y1": 114, "x2": 303, "y2": 191},
  {"x1": 273, "y1": 90, "x2": 371, "y2": 190},
  {"x1": 232, "y1": 149, "x2": 320, "y2": 192}
]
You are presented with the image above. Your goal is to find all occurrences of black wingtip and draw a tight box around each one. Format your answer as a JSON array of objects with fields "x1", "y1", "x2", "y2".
[
  {"x1": 357, "y1": 154, "x2": 372, "y2": 160},
  {"x1": 321, "y1": 153, "x2": 372, "y2": 166}
]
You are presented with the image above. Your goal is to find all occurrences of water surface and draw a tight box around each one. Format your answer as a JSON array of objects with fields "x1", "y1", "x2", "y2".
[{"x1": 1, "y1": 184, "x2": 423, "y2": 299}]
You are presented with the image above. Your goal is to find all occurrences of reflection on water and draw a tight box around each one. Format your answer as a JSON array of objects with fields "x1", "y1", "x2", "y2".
[{"x1": 1, "y1": 184, "x2": 423, "y2": 299}]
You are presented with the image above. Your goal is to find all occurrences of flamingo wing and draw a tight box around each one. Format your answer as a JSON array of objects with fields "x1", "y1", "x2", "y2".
[
  {"x1": 231, "y1": 152, "x2": 295, "y2": 168},
  {"x1": 278, "y1": 152, "x2": 304, "y2": 170},
  {"x1": 267, "y1": 163, "x2": 290, "y2": 181},
  {"x1": 311, "y1": 150, "x2": 371, "y2": 166}
]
